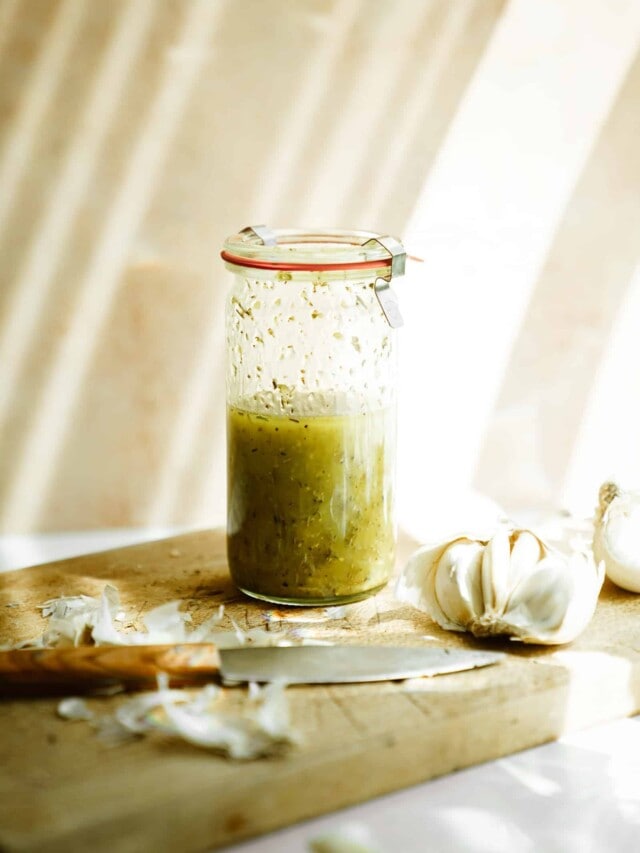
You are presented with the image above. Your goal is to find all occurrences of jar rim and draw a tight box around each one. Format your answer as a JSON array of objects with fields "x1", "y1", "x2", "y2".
[{"x1": 221, "y1": 227, "x2": 398, "y2": 272}]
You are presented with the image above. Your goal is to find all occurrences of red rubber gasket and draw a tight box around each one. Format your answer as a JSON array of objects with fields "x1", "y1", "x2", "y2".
[{"x1": 220, "y1": 250, "x2": 392, "y2": 272}]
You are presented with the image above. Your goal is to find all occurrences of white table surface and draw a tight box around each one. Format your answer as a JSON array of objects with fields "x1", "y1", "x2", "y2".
[{"x1": 2, "y1": 530, "x2": 639, "y2": 853}]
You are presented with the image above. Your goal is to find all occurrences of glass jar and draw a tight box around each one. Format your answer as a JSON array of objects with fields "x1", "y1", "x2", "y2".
[{"x1": 221, "y1": 227, "x2": 404, "y2": 606}]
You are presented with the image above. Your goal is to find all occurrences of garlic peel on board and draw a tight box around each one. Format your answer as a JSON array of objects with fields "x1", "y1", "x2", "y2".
[
  {"x1": 396, "y1": 526, "x2": 604, "y2": 645},
  {"x1": 593, "y1": 482, "x2": 640, "y2": 593}
]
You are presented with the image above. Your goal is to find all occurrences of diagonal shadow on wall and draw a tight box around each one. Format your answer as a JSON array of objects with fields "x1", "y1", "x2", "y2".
[
  {"x1": 158, "y1": 0, "x2": 508, "y2": 529},
  {"x1": 473, "y1": 46, "x2": 640, "y2": 511},
  {"x1": 0, "y1": 0, "x2": 507, "y2": 531}
]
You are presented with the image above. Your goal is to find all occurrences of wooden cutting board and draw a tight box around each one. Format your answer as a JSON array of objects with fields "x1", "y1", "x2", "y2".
[{"x1": 1, "y1": 530, "x2": 640, "y2": 853}]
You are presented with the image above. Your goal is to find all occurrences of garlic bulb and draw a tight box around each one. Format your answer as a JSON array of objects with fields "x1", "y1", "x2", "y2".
[
  {"x1": 593, "y1": 482, "x2": 640, "y2": 592},
  {"x1": 396, "y1": 526, "x2": 603, "y2": 645}
]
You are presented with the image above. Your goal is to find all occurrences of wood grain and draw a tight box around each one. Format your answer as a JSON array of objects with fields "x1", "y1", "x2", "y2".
[{"x1": 1, "y1": 529, "x2": 640, "y2": 852}]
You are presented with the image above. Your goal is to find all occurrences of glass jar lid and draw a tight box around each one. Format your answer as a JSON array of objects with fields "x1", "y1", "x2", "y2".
[{"x1": 221, "y1": 226, "x2": 404, "y2": 273}]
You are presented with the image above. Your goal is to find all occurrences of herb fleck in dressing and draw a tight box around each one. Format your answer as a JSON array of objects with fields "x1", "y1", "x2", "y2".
[{"x1": 227, "y1": 406, "x2": 396, "y2": 604}]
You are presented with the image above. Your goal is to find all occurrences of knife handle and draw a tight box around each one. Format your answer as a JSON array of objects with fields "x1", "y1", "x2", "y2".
[{"x1": 0, "y1": 644, "x2": 222, "y2": 694}]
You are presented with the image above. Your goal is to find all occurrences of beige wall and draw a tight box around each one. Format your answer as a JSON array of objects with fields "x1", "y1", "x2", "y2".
[{"x1": 0, "y1": 0, "x2": 639, "y2": 533}]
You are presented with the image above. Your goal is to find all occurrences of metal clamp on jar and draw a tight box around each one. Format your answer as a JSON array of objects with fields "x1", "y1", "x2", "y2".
[{"x1": 221, "y1": 227, "x2": 405, "y2": 605}]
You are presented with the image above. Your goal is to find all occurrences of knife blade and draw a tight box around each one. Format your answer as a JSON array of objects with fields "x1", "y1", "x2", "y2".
[
  {"x1": 220, "y1": 645, "x2": 504, "y2": 684},
  {"x1": 0, "y1": 643, "x2": 504, "y2": 694}
]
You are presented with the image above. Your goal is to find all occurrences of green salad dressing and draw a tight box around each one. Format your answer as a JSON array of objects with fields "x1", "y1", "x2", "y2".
[{"x1": 227, "y1": 405, "x2": 396, "y2": 604}]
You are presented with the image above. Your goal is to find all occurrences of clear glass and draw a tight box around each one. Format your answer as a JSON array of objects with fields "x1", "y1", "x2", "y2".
[{"x1": 224, "y1": 255, "x2": 398, "y2": 605}]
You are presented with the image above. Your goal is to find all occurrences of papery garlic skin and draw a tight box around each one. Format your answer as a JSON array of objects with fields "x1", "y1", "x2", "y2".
[
  {"x1": 593, "y1": 482, "x2": 640, "y2": 593},
  {"x1": 396, "y1": 527, "x2": 603, "y2": 645}
]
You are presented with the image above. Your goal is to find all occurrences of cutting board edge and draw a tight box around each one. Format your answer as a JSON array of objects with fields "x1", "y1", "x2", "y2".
[{"x1": 2, "y1": 675, "x2": 639, "y2": 853}]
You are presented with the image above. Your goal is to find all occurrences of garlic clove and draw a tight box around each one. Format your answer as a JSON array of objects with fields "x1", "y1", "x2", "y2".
[
  {"x1": 433, "y1": 540, "x2": 484, "y2": 630},
  {"x1": 558, "y1": 551, "x2": 604, "y2": 642},
  {"x1": 505, "y1": 559, "x2": 570, "y2": 642},
  {"x1": 509, "y1": 530, "x2": 545, "y2": 586},
  {"x1": 396, "y1": 540, "x2": 458, "y2": 630},
  {"x1": 505, "y1": 549, "x2": 601, "y2": 644},
  {"x1": 481, "y1": 526, "x2": 510, "y2": 614},
  {"x1": 593, "y1": 484, "x2": 640, "y2": 593}
]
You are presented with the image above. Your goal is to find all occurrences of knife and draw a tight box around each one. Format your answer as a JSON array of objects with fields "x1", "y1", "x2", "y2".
[{"x1": 0, "y1": 644, "x2": 504, "y2": 694}]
